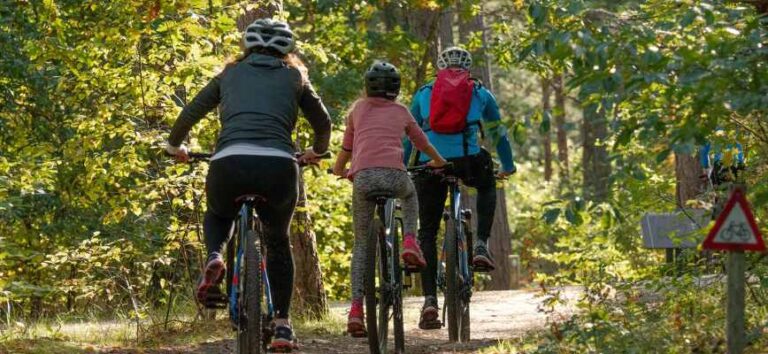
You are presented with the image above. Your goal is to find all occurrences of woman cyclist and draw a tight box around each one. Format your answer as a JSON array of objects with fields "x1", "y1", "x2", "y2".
[
  {"x1": 165, "y1": 18, "x2": 331, "y2": 352},
  {"x1": 332, "y1": 61, "x2": 447, "y2": 337}
]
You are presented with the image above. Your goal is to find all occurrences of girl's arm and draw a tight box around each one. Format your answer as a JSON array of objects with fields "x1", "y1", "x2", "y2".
[
  {"x1": 405, "y1": 112, "x2": 447, "y2": 167},
  {"x1": 421, "y1": 144, "x2": 447, "y2": 168},
  {"x1": 332, "y1": 149, "x2": 352, "y2": 177},
  {"x1": 333, "y1": 112, "x2": 355, "y2": 177}
]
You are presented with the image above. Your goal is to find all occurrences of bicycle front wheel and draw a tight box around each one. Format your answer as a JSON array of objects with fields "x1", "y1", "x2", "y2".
[
  {"x1": 237, "y1": 229, "x2": 264, "y2": 354},
  {"x1": 365, "y1": 218, "x2": 389, "y2": 354}
]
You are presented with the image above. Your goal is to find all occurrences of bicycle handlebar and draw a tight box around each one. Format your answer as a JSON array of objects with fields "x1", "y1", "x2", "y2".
[{"x1": 166, "y1": 150, "x2": 331, "y2": 166}]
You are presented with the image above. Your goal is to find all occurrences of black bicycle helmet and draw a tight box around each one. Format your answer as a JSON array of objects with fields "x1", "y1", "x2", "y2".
[{"x1": 364, "y1": 61, "x2": 401, "y2": 100}]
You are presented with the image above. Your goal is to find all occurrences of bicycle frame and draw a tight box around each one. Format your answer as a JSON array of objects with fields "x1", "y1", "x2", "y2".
[
  {"x1": 367, "y1": 195, "x2": 406, "y2": 354},
  {"x1": 228, "y1": 202, "x2": 274, "y2": 328},
  {"x1": 380, "y1": 199, "x2": 399, "y2": 287},
  {"x1": 437, "y1": 179, "x2": 473, "y2": 293}
]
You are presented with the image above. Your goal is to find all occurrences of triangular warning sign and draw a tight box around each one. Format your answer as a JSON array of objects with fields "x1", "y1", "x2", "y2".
[{"x1": 703, "y1": 189, "x2": 766, "y2": 252}]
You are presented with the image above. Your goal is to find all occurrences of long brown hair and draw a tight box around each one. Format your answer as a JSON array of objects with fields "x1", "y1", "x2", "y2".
[{"x1": 224, "y1": 46, "x2": 308, "y2": 84}]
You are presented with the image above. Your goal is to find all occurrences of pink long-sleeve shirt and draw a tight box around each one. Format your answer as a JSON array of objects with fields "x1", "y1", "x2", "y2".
[{"x1": 342, "y1": 97, "x2": 430, "y2": 177}]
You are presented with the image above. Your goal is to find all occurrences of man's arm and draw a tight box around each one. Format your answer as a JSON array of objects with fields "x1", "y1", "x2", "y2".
[
  {"x1": 480, "y1": 88, "x2": 516, "y2": 174},
  {"x1": 403, "y1": 91, "x2": 425, "y2": 166}
]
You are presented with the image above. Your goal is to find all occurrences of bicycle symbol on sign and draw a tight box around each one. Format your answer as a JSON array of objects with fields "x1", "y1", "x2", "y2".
[{"x1": 721, "y1": 221, "x2": 750, "y2": 241}]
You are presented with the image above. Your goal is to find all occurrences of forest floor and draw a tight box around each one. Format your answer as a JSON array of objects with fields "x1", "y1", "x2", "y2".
[
  {"x1": 136, "y1": 287, "x2": 579, "y2": 354},
  {"x1": 1, "y1": 287, "x2": 579, "y2": 354}
]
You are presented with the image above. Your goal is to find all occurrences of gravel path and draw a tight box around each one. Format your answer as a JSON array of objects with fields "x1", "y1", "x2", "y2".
[{"x1": 139, "y1": 288, "x2": 579, "y2": 354}]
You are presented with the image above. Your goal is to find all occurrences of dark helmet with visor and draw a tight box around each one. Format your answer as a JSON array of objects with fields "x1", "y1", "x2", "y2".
[{"x1": 364, "y1": 61, "x2": 401, "y2": 99}]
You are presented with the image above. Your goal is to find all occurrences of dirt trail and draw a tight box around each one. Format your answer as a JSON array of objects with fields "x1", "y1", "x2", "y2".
[{"x1": 143, "y1": 288, "x2": 579, "y2": 354}]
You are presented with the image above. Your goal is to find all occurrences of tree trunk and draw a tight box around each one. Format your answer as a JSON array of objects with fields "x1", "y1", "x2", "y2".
[
  {"x1": 236, "y1": 1, "x2": 282, "y2": 31},
  {"x1": 553, "y1": 75, "x2": 568, "y2": 179},
  {"x1": 542, "y1": 77, "x2": 553, "y2": 182},
  {"x1": 459, "y1": 7, "x2": 510, "y2": 290},
  {"x1": 289, "y1": 176, "x2": 329, "y2": 318},
  {"x1": 382, "y1": 0, "x2": 398, "y2": 32},
  {"x1": 236, "y1": 0, "x2": 328, "y2": 319},
  {"x1": 582, "y1": 103, "x2": 611, "y2": 201},
  {"x1": 411, "y1": 7, "x2": 440, "y2": 87},
  {"x1": 675, "y1": 153, "x2": 704, "y2": 207},
  {"x1": 438, "y1": 7, "x2": 454, "y2": 52}
]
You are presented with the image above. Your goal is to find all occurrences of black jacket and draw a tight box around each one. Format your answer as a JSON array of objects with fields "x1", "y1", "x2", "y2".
[{"x1": 168, "y1": 53, "x2": 332, "y2": 154}]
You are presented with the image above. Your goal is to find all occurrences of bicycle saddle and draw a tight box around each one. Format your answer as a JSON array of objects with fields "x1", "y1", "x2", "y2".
[
  {"x1": 365, "y1": 189, "x2": 395, "y2": 201},
  {"x1": 234, "y1": 194, "x2": 266, "y2": 205}
]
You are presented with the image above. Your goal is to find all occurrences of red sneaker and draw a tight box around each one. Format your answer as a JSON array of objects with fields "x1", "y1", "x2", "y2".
[
  {"x1": 401, "y1": 234, "x2": 426, "y2": 270},
  {"x1": 196, "y1": 253, "x2": 224, "y2": 303},
  {"x1": 347, "y1": 298, "x2": 367, "y2": 337}
]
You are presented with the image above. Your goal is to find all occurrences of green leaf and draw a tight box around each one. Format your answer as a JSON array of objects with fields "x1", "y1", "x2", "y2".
[
  {"x1": 540, "y1": 110, "x2": 552, "y2": 134},
  {"x1": 564, "y1": 207, "x2": 583, "y2": 225},
  {"x1": 512, "y1": 122, "x2": 528, "y2": 145},
  {"x1": 529, "y1": 3, "x2": 546, "y2": 26},
  {"x1": 655, "y1": 149, "x2": 671, "y2": 163},
  {"x1": 543, "y1": 208, "x2": 561, "y2": 224}
]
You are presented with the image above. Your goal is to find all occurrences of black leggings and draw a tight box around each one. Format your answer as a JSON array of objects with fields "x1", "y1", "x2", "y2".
[
  {"x1": 414, "y1": 150, "x2": 497, "y2": 298},
  {"x1": 204, "y1": 155, "x2": 298, "y2": 319}
]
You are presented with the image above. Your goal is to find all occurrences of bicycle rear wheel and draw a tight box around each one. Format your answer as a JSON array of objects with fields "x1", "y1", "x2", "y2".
[
  {"x1": 365, "y1": 218, "x2": 389, "y2": 354},
  {"x1": 392, "y1": 218, "x2": 405, "y2": 354},
  {"x1": 237, "y1": 229, "x2": 264, "y2": 354},
  {"x1": 444, "y1": 217, "x2": 460, "y2": 342}
]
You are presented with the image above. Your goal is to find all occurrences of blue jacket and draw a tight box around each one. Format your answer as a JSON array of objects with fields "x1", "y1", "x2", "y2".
[
  {"x1": 699, "y1": 142, "x2": 744, "y2": 169},
  {"x1": 403, "y1": 81, "x2": 516, "y2": 172}
]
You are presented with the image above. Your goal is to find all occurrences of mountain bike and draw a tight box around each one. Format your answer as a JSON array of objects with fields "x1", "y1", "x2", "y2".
[
  {"x1": 327, "y1": 169, "x2": 418, "y2": 354},
  {"x1": 174, "y1": 151, "x2": 327, "y2": 354},
  {"x1": 409, "y1": 164, "x2": 476, "y2": 343}
]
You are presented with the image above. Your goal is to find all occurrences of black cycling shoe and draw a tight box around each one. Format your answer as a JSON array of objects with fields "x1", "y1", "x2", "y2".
[
  {"x1": 418, "y1": 296, "x2": 441, "y2": 330},
  {"x1": 269, "y1": 324, "x2": 299, "y2": 352},
  {"x1": 472, "y1": 240, "x2": 496, "y2": 272}
]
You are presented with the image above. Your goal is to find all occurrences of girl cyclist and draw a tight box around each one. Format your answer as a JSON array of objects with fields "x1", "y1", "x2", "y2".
[
  {"x1": 332, "y1": 61, "x2": 447, "y2": 337},
  {"x1": 165, "y1": 19, "x2": 331, "y2": 352}
]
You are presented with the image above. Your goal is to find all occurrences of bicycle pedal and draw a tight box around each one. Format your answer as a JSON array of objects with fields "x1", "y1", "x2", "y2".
[
  {"x1": 472, "y1": 264, "x2": 494, "y2": 273},
  {"x1": 204, "y1": 302, "x2": 227, "y2": 309},
  {"x1": 203, "y1": 289, "x2": 228, "y2": 309},
  {"x1": 404, "y1": 266, "x2": 421, "y2": 274}
]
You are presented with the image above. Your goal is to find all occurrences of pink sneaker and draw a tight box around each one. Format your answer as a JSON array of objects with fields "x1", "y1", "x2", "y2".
[
  {"x1": 347, "y1": 298, "x2": 367, "y2": 337},
  {"x1": 196, "y1": 253, "x2": 224, "y2": 303},
  {"x1": 402, "y1": 234, "x2": 426, "y2": 270}
]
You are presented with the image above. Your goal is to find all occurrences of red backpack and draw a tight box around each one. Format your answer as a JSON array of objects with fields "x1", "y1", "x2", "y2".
[{"x1": 429, "y1": 69, "x2": 474, "y2": 134}]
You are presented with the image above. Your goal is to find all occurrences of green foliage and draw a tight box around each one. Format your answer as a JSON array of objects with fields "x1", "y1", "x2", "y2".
[
  {"x1": 494, "y1": 1, "x2": 768, "y2": 351},
  {"x1": 0, "y1": 0, "x2": 458, "y2": 322}
]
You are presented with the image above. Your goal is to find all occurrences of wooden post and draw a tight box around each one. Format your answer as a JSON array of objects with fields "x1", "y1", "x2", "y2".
[
  {"x1": 508, "y1": 255, "x2": 520, "y2": 289},
  {"x1": 726, "y1": 250, "x2": 746, "y2": 353}
]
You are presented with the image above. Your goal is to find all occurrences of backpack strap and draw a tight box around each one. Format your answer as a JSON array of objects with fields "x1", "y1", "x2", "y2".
[{"x1": 462, "y1": 120, "x2": 484, "y2": 156}]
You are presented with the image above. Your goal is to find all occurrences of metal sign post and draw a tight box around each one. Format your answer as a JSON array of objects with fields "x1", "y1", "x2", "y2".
[{"x1": 702, "y1": 188, "x2": 766, "y2": 354}]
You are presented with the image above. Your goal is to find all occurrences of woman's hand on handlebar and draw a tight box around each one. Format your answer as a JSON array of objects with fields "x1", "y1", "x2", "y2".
[
  {"x1": 297, "y1": 148, "x2": 325, "y2": 165},
  {"x1": 166, "y1": 143, "x2": 190, "y2": 163}
]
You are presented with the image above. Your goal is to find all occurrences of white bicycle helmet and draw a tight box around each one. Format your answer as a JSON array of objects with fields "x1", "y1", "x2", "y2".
[
  {"x1": 243, "y1": 18, "x2": 296, "y2": 55},
  {"x1": 437, "y1": 46, "x2": 472, "y2": 70}
]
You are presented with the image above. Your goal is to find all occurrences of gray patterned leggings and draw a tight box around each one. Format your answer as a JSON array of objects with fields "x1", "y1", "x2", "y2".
[{"x1": 351, "y1": 168, "x2": 418, "y2": 301}]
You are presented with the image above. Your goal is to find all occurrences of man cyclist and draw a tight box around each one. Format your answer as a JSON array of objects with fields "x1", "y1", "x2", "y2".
[
  {"x1": 699, "y1": 130, "x2": 745, "y2": 186},
  {"x1": 404, "y1": 46, "x2": 517, "y2": 330},
  {"x1": 165, "y1": 18, "x2": 331, "y2": 352}
]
